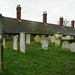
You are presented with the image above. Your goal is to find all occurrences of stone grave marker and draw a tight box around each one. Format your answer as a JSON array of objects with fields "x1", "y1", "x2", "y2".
[
  {"x1": 13, "y1": 35, "x2": 18, "y2": 50},
  {"x1": 20, "y1": 32, "x2": 25, "y2": 53},
  {"x1": 26, "y1": 34, "x2": 31, "y2": 45}
]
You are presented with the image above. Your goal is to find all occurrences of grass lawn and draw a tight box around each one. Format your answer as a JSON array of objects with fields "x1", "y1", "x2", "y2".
[{"x1": 0, "y1": 41, "x2": 75, "y2": 75}]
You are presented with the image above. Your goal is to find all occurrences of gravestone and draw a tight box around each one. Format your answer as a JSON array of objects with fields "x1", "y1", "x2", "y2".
[
  {"x1": 62, "y1": 37, "x2": 67, "y2": 40},
  {"x1": 55, "y1": 39, "x2": 61, "y2": 46},
  {"x1": 42, "y1": 38, "x2": 48, "y2": 50},
  {"x1": 47, "y1": 35, "x2": 51, "y2": 45},
  {"x1": 20, "y1": 32, "x2": 25, "y2": 53},
  {"x1": 62, "y1": 41, "x2": 69, "y2": 51},
  {"x1": 34, "y1": 35, "x2": 39, "y2": 43},
  {"x1": 55, "y1": 33, "x2": 62, "y2": 39},
  {"x1": 51, "y1": 35, "x2": 56, "y2": 43},
  {"x1": 66, "y1": 35, "x2": 74, "y2": 40},
  {"x1": 26, "y1": 34, "x2": 31, "y2": 45},
  {"x1": 0, "y1": 37, "x2": 3, "y2": 72},
  {"x1": 69, "y1": 43, "x2": 75, "y2": 52},
  {"x1": 13, "y1": 35, "x2": 18, "y2": 50},
  {"x1": 41, "y1": 35, "x2": 46, "y2": 43},
  {"x1": 3, "y1": 38, "x2": 6, "y2": 48}
]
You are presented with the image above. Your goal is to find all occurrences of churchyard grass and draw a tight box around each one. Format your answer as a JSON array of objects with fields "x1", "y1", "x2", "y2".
[{"x1": 0, "y1": 41, "x2": 75, "y2": 75}]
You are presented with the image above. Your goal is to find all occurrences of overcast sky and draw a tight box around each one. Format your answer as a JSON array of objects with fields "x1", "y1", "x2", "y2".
[{"x1": 0, "y1": 0, "x2": 75, "y2": 25}]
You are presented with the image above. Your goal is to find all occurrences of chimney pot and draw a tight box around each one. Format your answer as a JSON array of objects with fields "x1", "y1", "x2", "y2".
[
  {"x1": 60, "y1": 17, "x2": 63, "y2": 26},
  {"x1": 43, "y1": 11, "x2": 47, "y2": 24},
  {"x1": 16, "y1": 4, "x2": 21, "y2": 20},
  {"x1": 71, "y1": 20, "x2": 74, "y2": 28}
]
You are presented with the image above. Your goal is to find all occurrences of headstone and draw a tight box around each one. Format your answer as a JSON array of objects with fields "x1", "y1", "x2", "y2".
[
  {"x1": 0, "y1": 37, "x2": 3, "y2": 72},
  {"x1": 26, "y1": 34, "x2": 31, "y2": 45},
  {"x1": 34, "y1": 35, "x2": 39, "y2": 42},
  {"x1": 51, "y1": 35, "x2": 56, "y2": 43},
  {"x1": 66, "y1": 35, "x2": 74, "y2": 40},
  {"x1": 41, "y1": 35, "x2": 46, "y2": 43},
  {"x1": 42, "y1": 38, "x2": 48, "y2": 50},
  {"x1": 20, "y1": 32, "x2": 25, "y2": 53},
  {"x1": 3, "y1": 38, "x2": 6, "y2": 48},
  {"x1": 13, "y1": 35, "x2": 18, "y2": 50},
  {"x1": 34, "y1": 35, "x2": 41, "y2": 43},
  {"x1": 62, "y1": 37, "x2": 67, "y2": 40},
  {"x1": 55, "y1": 33, "x2": 62, "y2": 39},
  {"x1": 47, "y1": 35, "x2": 51, "y2": 45},
  {"x1": 62, "y1": 41, "x2": 69, "y2": 51},
  {"x1": 55, "y1": 39, "x2": 61, "y2": 46},
  {"x1": 69, "y1": 42, "x2": 75, "y2": 52},
  {"x1": 55, "y1": 33, "x2": 62, "y2": 46}
]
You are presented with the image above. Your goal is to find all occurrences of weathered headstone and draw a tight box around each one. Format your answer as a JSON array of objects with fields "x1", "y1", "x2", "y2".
[
  {"x1": 42, "y1": 38, "x2": 48, "y2": 50},
  {"x1": 0, "y1": 37, "x2": 3, "y2": 72},
  {"x1": 41, "y1": 35, "x2": 46, "y2": 43},
  {"x1": 20, "y1": 32, "x2": 25, "y2": 53},
  {"x1": 55, "y1": 39, "x2": 61, "y2": 46},
  {"x1": 13, "y1": 35, "x2": 18, "y2": 50},
  {"x1": 62, "y1": 41, "x2": 69, "y2": 51},
  {"x1": 62, "y1": 37, "x2": 67, "y2": 40},
  {"x1": 51, "y1": 35, "x2": 56, "y2": 43},
  {"x1": 3, "y1": 38, "x2": 6, "y2": 48},
  {"x1": 26, "y1": 34, "x2": 31, "y2": 45},
  {"x1": 34, "y1": 35, "x2": 39, "y2": 42},
  {"x1": 66, "y1": 35, "x2": 74, "y2": 40},
  {"x1": 34, "y1": 35, "x2": 41, "y2": 43},
  {"x1": 69, "y1": 42, "x2": 75, "y2": 52},
  {"x1": 47, "y1": 35, "x2": 51, "y2": 45},
  {"x1": 55, "y1": 33, "x2": 62, "y2": 39}
]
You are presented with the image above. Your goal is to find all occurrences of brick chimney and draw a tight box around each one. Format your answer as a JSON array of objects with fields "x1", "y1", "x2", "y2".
[
  {"x1": 60, "y1": 17, "x2": 63, "y2": 26},
  {"x1": 71, "y1": 20, "x2": 74, "y2": 28},
  {"x1": 16, "y1": 4, "x2": 21, "y2": 20},
  {"x1": 43, "y1": 11, "x2": 47, "y2": 24}
]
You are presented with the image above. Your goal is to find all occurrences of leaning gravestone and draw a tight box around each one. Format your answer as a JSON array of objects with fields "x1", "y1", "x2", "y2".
[
  {"x1": 26, "y1": 34, "x2": 31, "y2": 45},
  {"x1": 13, "y1": 35, "x2": 18, "y2": 50},
  {"x1": 42, "y1": 38, "x2": 48, "y2": 50},
  {"x1": 0, "y1": 37, "x2": 3, "y2": 72},
  {"x1": 20, "y1": 32, "x2": 25, "y2": 53}
]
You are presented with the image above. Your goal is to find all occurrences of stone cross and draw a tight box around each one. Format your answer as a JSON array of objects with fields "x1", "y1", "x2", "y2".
[
  {"x1": 20, "y1": 32, "x2": 25, "y2": 53},
  {"x1": 13, "y1": 35, "x2": 18, "y2": 50}
]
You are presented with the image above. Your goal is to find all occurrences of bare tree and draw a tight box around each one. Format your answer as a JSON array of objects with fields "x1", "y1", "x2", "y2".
[{"x1": 57, "y1": 19, "x2": 70, "y2": 26}]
